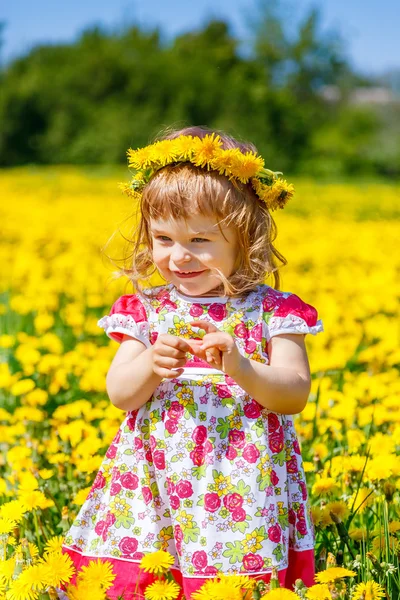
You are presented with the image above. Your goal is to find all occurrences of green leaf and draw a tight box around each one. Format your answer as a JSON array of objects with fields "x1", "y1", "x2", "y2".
[
  {"x1": 216, "y1": 417, "x2": 230, "y2": 439},
  {"x1": 222, "y1": 541, "x2": 244, "y2": 564},
  {"x1": 272, "y1": 450, "x2": 286, "y2": 467},
  {"x1": 183, "y1": 526, "x2": 200, "y2": 544},
  {"x1": 232, "y1": 479, "x2": 251, "y2": 497},
  {"x1": 232, "y1": 520, "x2": 250, "y2": 533},
  {"x1": 192, "y1": 465, "x2": 207, "y2": 480}
]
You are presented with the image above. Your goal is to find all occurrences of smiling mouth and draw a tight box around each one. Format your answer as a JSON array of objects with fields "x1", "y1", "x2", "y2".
[{"x1": 173, "y1": 270, "x2": 206, "y2": 278}]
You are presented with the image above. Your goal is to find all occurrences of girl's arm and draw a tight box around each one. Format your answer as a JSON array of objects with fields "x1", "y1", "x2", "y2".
[
  {"x1": 106, "y1": 334, "x2": 192, "y2": 412},
  {"x1": 191, "y1": 320, "x2": 311, "y2": 415}
]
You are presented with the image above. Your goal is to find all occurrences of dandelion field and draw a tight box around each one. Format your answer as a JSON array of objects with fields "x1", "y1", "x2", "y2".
[{"x1": 0, "y1": 166, "x2": 399, "y2": 599}]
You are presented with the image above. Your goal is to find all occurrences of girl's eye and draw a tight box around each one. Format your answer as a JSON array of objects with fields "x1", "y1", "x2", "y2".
[
  {"x1": 191, "y1": 238, "x2": 209, "y2": 243},
  {"x1": 156, "y1": 236, "x2": 171, "y2": 242}
]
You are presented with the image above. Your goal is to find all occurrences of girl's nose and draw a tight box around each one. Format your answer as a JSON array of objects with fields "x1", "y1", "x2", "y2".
[{"x1": 171, "y1": 245, "x2": 192, "y2": 263}]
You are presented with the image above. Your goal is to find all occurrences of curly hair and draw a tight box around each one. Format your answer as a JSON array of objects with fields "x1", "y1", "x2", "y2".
[{"x1": 109, "y1": 125, "x2": 287, "y2": 296}]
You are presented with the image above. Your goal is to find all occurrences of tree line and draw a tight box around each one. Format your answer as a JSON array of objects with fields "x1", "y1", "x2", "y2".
[{"x1": 0, "y1": 5, "x2": 399, "y2": 176}]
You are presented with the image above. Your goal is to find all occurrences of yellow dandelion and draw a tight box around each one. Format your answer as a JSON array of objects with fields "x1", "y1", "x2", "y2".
[
  {"x1": 351, "y1": 581, "x2": 385, "y2": 599},
  {"x1": 127, "y1": 145, "x2": 156, "y2": 169},
  {"x1": 72, "y1": 486, "x2": 92, "y2": 506},
  {"x1": 150, "y1": 139, "x2": 178, "y2": 167},
  {"x1": 305, "y1": 584, "x2": 331, "y2": 599},
  {"x1": 315, "y1": 567, "x2": 356, "y2": 584},
  {"x1": 198, "y1": 579, "x2": 243, "y2": 600},
  {"x1": 0, "y1": 557, "x2": 16, "y2": 585},
  {"x1": 0, "y1": 517, "x2": 17, "y2": 535},
  {"x1": 230, "y1": 152, "x2": 265, "y2": 183},
  {"x1": 40, "y1": 550, "x2": 75, "y2": 587},
  {"x1": 325, "y1": 500, "x2": 349, "y2": 522},
  {"x1": 312, "y1": 477, "x2": 339, "y2": 497},
  {"x1": 18, "y1": 490, "x2": 53, "y2": 511},
  {"x1": 144, "y1": 579, "x2": 180, "y2": 600},
  {"x1": 349, "y1": 526, "x2": 368, "y2": 542},
  {"x1": 43, "y1": 535, "x2": 65, "y2": 554},
  {"x1": 217, "y1": 574, "x2": 255, "y2": 589},
  {"x1": 6, "y1": 577, "x2": 38, "y2": 600},
  {"x1": 171, "y1": 135, "x2": 195, "y2": 160},
  {"x1": 210, "y1": 148, "x2": 243, "y2": 177},
  {"x1": 192, "y1": 133, "x2": 222, "y2": 168},
  {"x1": 0, "y1": 500, "x2": 27, "y2": 523},
  {"x1": 67, "y1": 580, "x2": 107, "y2": 600},
  {"x1": 76, "y1": 558, "x2": 116, "y2": 589},
  {"x1": 348, "y1": 487, "x2": 374, "y2": 513},
  {"x1": 140, "y1": 550, "x2": 175, "y2": 574},
  {"x1": 263, "y1": 589, "x2": 300, "y2": 599},
  {"x1": 388, "y1": 520, "x2": 400, "y2": 534}
]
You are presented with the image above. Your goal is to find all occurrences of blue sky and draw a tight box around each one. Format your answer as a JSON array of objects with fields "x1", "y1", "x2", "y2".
[{"x1": 1, "y1": 0, "x2": 399, "y2": 74}]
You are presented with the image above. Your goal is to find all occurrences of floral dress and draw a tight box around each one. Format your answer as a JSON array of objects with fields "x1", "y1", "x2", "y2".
[{"x1": 62, "y1": 283, "x2": 324, "y2": 598}]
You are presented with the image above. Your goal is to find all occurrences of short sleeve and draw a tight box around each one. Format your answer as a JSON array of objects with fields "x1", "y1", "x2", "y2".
[
  {"x1": 262, "y1": 288, "x2": 324, "y2": 342},
  {"x1": 97, "y1": 294, "x2": 150, "y2": 346}
]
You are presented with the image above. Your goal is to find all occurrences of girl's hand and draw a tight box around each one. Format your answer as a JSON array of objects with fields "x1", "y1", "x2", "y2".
[
  {"x1": 189, "y1": 320, "x2": 243, "y2": 376},
  {"x1": 150, "y1": 334, "x2": 192, "y2": 379}
]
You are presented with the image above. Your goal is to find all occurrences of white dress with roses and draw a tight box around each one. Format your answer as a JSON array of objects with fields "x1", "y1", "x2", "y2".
[{"x1": 63, "y1": 283, "x2": 324, "y2": 589}]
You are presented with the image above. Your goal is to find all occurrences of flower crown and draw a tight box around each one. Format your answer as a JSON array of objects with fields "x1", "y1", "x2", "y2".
[{"x1": 121, "y1": 133, "x2": 294, "y2": 211}]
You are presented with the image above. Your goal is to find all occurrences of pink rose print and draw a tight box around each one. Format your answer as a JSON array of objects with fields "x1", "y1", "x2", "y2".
[
  {"x1": 228, "y1": 429, "x2": 246, "y2": 449},
  {"x1": 94, "y1": 512, "x2": 116, "y2": 542},
  {"x1": 165, "y1": 419, "x2": 178, "y2": 434},
  {"x1": 293, "y1": 439, "x2": 301, "y2": 455},
  {"x1": 142, "y1": 486, "x2": 153, "y2": 505},
  {"x1": 217, "y1": 385, "x2": 232, "y2": 399},
  {"x1": 120, "y1": 473, "x2": 139, "y2": 490},
  {"x1": 134, "y1": 437, "x2": 143, "y2": 450},
  {"x1": 289, "y1": 508, "x2": 296, "y2": 525},
  {"x1": 225, "y1": 374, "x2": 236, "y2": 386},
  {"x1": 243, "y1": 553, "x2": 264, "y2": 571},
  {"x1": 149, "y1": 436, "x2": 156, "y2": 451},
  {"x1": 242, "y1": 444, "x2": 260, "y2": 464},
  {"x1": 270, "y1": 470, "x2": 279, "y2": 486},
  {"x1": 296, "y1": 519, "x2": 308, "y2": 535},
  {"x1": 113, "y1": 430, "x2": 121, "y2": 444},
  {"x1": 192, "y1": 425, "x2": 207, "y2": 445},
  {"x1": 110, "y1": 482, "x2": 121, "y2": 496},
  {"x1": 223, "y1": 493, "x2": 244, "y2": 512},
  {"x1": 106, "y1": 445, "x2": 117, "y2": 459},
  {"x1": 176, "y1": 480, "x2": 193, "y2": 499},
  {"x1": 287, "y1": 455, "x2": 299, "y2": 474},
  {"x1": 119, "y1": 537, "x2": 138, "y2": 556},
  {"x1": 208, "y1": 303, "x2": 227, "y2": 321},
  {"x1": 204, "y1": 492, "x2": 221, "y2": 513},
  {"x1": 92, "y1": 472, "x2": 106, "y2": 490},
  {"x1": 299, "y1": 481, "x2": 308, "y2": 501},
  {"x1": 204, "y1": 440, "x2": 213, "y2": 454},
  {"x1": 192, "y1": 550, "x2": 208, "y2": 570},
  {"x1": 267, "y1": 413, "x2": 280, "y2": 433},
  {"x1": 262, "y1": 288, "x2": 283, "y2": 313},
  {"x1": 268, "y1": 524, "x2": 281, "y2": 543},
  {"x1": 244, "y1": 339, "x2": 257, "y2": 354},
  {"x1": 274, "y1": 293, "x2": 318, "y2": 327},
  {"x1": 231, "y1": 507, "x2": 247, "y2": 522},
  {"x1": 189, "y1": 304, "x2": 204, "y2": 317},
  {"x1": 269, "y1": 428, "x2": 284, "y2": 454},
  {"x1": 153, "y1": 450, "x2": 166, "y2": 470},
  {"x1": 126, "y1": 412, "x2": 138, "y2": 430},
  {"x1": 234, "y1": 323, "x2": 248, "y2": 339},
  {"x1": 204, "y1": 566, "x2": 219, "y2": 575},
  {"x1": 190, "y1": 445, "x2": 206, "y2": 466},
  {"x1": 243, "y1": 400, "x2": 262, "y2": 419},
  {"x1": 250, "y1": 323, "x2": 263, "y2": 341},
  {"x1": 145, "y1": 450, "x2": 153, "y2": 464},
  {"x1": 225, "y1": 445, "x2": 237, "y2": 460},
  {"x1": 168, "y1": 401, "x2": 184, "y2": 420},
  {"x1": 150, "y1": 331, "x2": 158, "y2": 345},
  {"x1": 166, "y1": 478, "x2": 175, "y2": 495},
  {"x1": 170, "y1": 495, "x2": 180, "y2": 510},
  {"x1": 174, "y1": 524, "x2": 183, "y2": 555}
]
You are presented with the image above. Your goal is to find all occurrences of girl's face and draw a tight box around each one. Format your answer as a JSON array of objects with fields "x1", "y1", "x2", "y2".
[{"x1": 150, "y1": 214, "x2": 238, "y2": 297}]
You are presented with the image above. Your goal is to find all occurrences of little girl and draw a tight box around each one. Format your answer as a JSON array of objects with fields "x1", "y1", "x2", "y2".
[{"x1": 62, "y1": 126, "x2": 324, "y2": 598}]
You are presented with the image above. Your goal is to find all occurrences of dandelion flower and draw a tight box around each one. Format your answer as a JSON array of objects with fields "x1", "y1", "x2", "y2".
[
  {"x1": 172, "y1": 135, "x2": 195, "y2": 160},
  {"x1": 0, "y1": 500, "x2": 27, "y2": 523},
  {"x1": 0, "y1": 557, "x2": 16, "y2": 585},
  {"x1": 305, "y1": 584, "x2": 331, "y2": 599},
  {"x1": 150, "y1": 140, "x2": 178, "y2": 167},
  {"x1": 192, "y1": 133, "x2": 222, "y2": 168},
  {"x1": 263, "y1": 589, "x2": 300, "y2": 599},
  {"x1": 0, "y1": 517, "x2": 17, "y2": 535},
  {"x1": 351, "y1": 581, "x2": 385, "y2": 599},
  {"x1": 315, "y1": 567, "x2": 356, "y2": 584},
  {"x1": 67, "y1": 580, "x2": 107, "y2": 600},
  {"x1": 232, "y1": 152, "x2": 265, "y2": 183},
  {"x1": 44, "y1": 535, "x2": 65, "y2": 554},
  {"x1": 40, "y1": 551, "x2": 75, "y2": 587},
  {"x1": 325, "y1": 500, "x2": 349, "y2": 522},
  {"x1": 76, "y1": 558, "x2": 116, "y2": 589},
  {"x1": 210, "y1": 148, "x2": 242, "y2": 178},
  {"x1": 311, "y1": 477, "x2": 339, "y2": 497},
  {"x1": 127, "y1": 146, "x2": 156, "y2": 169},
  {"x1": 144, "y1": 579, "x2": 180, "y2": 600},
  {"x1": 140, "y1": 550, "x2": 175, "y2": 574}
]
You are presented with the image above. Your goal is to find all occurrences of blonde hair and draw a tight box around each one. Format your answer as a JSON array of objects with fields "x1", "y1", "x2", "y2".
[{"x1": 110, "y1": 126, "x2": 287, "y2": 296}]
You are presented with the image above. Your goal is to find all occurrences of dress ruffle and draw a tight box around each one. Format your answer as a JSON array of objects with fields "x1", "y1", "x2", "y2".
[{"x1": 97, "y1": 313, "x2": 150, "y2": 346}]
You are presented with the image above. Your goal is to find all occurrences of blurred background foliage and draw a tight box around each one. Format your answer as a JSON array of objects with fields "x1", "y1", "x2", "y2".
[{"x1": 0, "y1": 1, "x2": 399, "y2": 176}]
